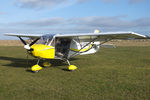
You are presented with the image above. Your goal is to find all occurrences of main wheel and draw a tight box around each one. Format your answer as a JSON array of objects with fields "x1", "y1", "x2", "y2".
[
  {"x1": 68, "y1": 65, "x2": 77, "y2": 71},
  {"x1": 43, "y1": 62, "x2": 52, "y2": 67}
]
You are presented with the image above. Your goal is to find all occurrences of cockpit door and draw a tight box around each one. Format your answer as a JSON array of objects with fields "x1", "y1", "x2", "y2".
[{"x1": 55, "y1": 38, "x2": 71, "y2": 58}]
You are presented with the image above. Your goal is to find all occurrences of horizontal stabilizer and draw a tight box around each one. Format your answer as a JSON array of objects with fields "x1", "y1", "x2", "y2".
[{"x1": 101, "y1": 44, "x2": 116, "y2": 48}]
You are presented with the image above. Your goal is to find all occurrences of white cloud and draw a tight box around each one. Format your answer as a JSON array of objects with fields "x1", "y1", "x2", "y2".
[
  {"x1": 69, "y1": 16, "x2": 134, "y2": 28},
  {"x1": 0, "y1": 11, "x2": 7, "y2": 15},
  {"x1": 14, "y1": 0, "x2": 94, "y2": 9},
  {"x1": 1, "y1": 16, "x2": 150, "y2": 34},
  {"x1": 102, "y1": 0, "x2": 145, "y2": 4},
  {"x1": 129, "y1": 0, "x2": 145, "y2": 4},
  {"x1": 77, "y1": 0, "x2": 92, "y2": 3},
  {"x1": 18, "y1": 17, "x2": 65, "y2": 27},
  {"x1": 15, "y1": 0, "x2": 69, "y2": 9},
  {"x1": 133, "y1": 17, "x2": 150, "y2": 27},
  {"x1": 14, "y1": 0, "x2": 146, "y2": 10},
  {"x1": 102, "y1": 0, "x2": 116, "y2": 3}
]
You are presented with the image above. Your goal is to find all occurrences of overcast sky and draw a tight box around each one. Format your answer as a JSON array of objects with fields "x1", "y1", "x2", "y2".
[{"x1": 0, "y1": 0, "x2": 150, "y2": 39}]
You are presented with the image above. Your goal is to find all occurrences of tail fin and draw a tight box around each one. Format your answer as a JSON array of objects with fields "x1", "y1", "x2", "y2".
[
  {"x1": 94, "y1": 29, "x2": 100, "y2": 33},
  {"x1": 101, "y1": 44, "x2": 116, "y2": 48}
]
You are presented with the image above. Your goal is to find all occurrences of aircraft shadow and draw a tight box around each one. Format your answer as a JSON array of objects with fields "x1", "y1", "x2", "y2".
[
  {"x1": 0, "y1": 56, "x2": 31, "y2": 68},
  {"x1": 0, "y1": 56, "x2": 78, "y2": 69}
]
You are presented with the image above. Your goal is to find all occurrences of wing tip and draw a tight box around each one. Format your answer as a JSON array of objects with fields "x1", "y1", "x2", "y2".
[
  {"x1": 131, "y1": 32, "x2": 147, "y2": 38},
  {"x1": 3, "y1": 33, "x2": 17, "y2": 36}
]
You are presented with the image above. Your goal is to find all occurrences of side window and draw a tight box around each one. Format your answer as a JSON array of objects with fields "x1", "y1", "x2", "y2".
[{"x1": 37, "y1": 38, "x2": 46, "y2": 44}]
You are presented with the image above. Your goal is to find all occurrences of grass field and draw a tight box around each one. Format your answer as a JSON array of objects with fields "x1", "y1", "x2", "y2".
[{"x1": 0, "y1": 46, "x2": 150, "y2": 100}]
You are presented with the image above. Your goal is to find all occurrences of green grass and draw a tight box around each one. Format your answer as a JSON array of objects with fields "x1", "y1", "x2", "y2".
[{"x1": 0, "y1": 46, "x2": 150, "y2": 100}]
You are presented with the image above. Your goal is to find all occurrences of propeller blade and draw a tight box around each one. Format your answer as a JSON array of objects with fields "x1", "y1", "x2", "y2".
[
  {"x1": 18, "y1": 37, "x2": 27, "y2": 45},
  {"x1": 29, "y1": 38, "x2": 40, "y2": 46}
]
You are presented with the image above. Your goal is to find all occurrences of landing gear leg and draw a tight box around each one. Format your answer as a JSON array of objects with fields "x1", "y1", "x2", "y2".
[
  {"x1": 66, "y1": 59, "x2": 77, "y2": 71},
  {"x1": 31, "y1": 59, "x2": 43, "y2": 73},
  {"x1": 66, "y1": 59, "x2": 71, "y2": 66}
]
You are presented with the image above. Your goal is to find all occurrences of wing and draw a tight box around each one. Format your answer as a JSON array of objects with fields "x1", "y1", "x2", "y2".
[
  {"x1": 4, "y1": 33, "x2": 43, "y2": 39},
  {"x1": 55, "y1": 32, "x2": 147, "y2": 40},
  {"x1": 4, "y1": 31, "x2": 148, "y2": 41}
]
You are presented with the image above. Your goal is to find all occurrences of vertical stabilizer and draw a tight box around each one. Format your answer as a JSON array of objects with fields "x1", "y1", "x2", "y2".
[{"x1": 94, "y1": 29, "x2": 100, "y2": 33}]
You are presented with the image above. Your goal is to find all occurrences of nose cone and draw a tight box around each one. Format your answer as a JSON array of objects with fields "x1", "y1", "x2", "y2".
[
  {"x1": 24, "y1": 44, "x2": 31, "y2": 50},
  {"x1": 24, "y1": 45, "x2": 34, "y2": 52}
]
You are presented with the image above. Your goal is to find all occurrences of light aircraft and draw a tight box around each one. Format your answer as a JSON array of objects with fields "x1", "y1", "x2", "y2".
[{"x1": 4, "y1": 30, "x2": 148, "y2": 72}]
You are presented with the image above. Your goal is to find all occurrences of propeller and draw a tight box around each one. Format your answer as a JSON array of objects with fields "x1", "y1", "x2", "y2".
[
  {"x1": 18, "y1": 37, "x2": 40, "y2": 68},
  {"x1": 18, "y1": 37, "x2": 40, "y2": 51}
]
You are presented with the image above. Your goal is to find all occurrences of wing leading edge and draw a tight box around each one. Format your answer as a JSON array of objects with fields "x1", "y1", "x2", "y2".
[
  {"x1": 55, "y1": 32, "x2": 147, "y2": 40},
  {"x1": 4, "y1": 33, "x2": 43, "y2": 38},
  {"x1": 4, "y1": 31, "x2": 148, "y2": 40}
]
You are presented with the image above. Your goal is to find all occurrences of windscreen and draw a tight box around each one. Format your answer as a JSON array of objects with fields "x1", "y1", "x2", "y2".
[{"x1": 38, "y1": 34, "x2": 55, "y2": 46}]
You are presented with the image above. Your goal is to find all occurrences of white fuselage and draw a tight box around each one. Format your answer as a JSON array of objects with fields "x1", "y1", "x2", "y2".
[{"x1": 68, "y1": 39, "x2": 100, "y2": 58}]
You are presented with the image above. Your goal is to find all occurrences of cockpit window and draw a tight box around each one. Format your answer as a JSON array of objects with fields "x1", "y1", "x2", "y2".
[{"x1": 38, "y1": 34, "x2": 55, "y2": 46}]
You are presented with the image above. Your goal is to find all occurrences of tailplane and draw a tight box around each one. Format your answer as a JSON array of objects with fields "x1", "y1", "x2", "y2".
[{"x1": 94, "y1": 29, "x2": 100, "y2": 33}]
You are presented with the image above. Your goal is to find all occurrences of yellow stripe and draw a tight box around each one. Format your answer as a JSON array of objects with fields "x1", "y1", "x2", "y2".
[{"x1": 70, "y1": 44, "x2": 92, "y2": 52}]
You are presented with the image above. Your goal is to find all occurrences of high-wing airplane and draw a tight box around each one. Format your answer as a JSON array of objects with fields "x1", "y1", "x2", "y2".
[{"x1": 4, "y1": 30, "x2": 148, "y2": 72}]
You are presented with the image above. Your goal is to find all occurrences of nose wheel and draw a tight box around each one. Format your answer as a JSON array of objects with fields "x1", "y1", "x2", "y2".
[
  {"x1": 31, "y1": 64, "x2": 43, "y2": 73},
  {"x1": 31, "y1": 59, "x2": 52, "y2": 73},
  {"x1": 31, "y1": 59, "x2": 42, "y2": 73}
]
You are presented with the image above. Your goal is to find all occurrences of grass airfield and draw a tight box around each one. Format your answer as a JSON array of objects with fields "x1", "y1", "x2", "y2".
[{"x1": 0, "y1": 46, "x2": 150, "y2": 100}]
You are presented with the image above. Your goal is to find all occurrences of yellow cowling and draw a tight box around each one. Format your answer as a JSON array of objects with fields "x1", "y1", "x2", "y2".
[{"x1": 31, "y1": 44, "x2": 55, "y2": 59}]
